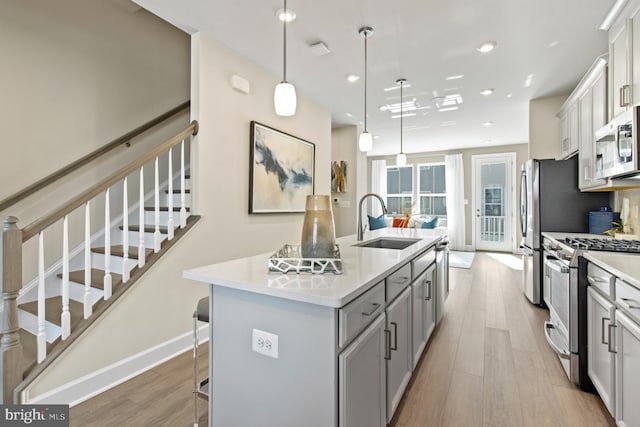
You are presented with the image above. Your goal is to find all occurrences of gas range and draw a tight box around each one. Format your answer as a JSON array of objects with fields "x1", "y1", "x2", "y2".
[{"x1": 563, "y1": 237, "x2": 640, "y2": 253}]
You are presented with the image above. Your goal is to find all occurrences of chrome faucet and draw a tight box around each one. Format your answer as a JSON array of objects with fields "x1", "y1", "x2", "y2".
[{"x1": 357, "y1": 193, "x2": 388, "y2": 241}]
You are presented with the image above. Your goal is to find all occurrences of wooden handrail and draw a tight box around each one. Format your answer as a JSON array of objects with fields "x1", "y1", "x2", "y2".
[
  {"x1": 0, "y1": 101, "x2": 190, "y2": 212},
  {"x1": 21, "y1": 120, "x2": 198, "y2": 242}
]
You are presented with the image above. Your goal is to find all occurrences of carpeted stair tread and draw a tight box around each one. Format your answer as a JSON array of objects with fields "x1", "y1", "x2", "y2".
[
  {"x1": 165, "y1": 189, "x2": 190, "y2": 194},
  {"x1": 57, "y1": 269, "x2": 123, "y2": 290},
  {"x1": 92, "y1": 246, "x2": 152, "y2": 260},
  {"x1": 19, "y1": 297, "x2": 84, "y2": 328},
  {"x1": 143, "y1": 206, "x2": 191, "y2": 212},
  {"x1": 119, "y1": 224, "x2": 169, "y2": 234}
]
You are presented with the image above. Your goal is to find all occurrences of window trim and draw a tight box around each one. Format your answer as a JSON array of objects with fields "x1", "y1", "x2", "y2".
[
  {"x1": 385, "y1": 164, "x2": 414, "y2": 216},
  {"x1": 417, "y1": 162, "x2": 447, "y2": 217}
]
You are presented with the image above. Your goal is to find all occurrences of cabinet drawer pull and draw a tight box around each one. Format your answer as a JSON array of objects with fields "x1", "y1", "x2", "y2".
[
  {"x1": 601, "y1": 317, "x2": 610, "y2": 345},
  {"x1": 392, "y1": 276, "x2": 410, "y2": 284},
  {"x1": 361, "y1": 302, "x2": 380, "y2": 316},
  {"x1": 621, "y1": 297, "x2": 640, "y2": 309},
  {"x1": 608, "y1": 324, "x2": 617, "y2": 354},
  {"x1": 390, "y1": 321, "x2": 398, "y2": 351},
  {"x1": 384, "y1": 329, "x2": 391, "y2": 360},
  {"x1": 587, "y1": 275, "x2": 609, "y2": 285}
]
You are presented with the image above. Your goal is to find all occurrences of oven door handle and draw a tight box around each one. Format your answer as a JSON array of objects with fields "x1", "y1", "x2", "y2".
[
  {"x1": 544, "y1": 321, "x2": 571, "y2": 360},
  {"x1": 545, "y1": 258, "x2": 570, "y2": 274}
]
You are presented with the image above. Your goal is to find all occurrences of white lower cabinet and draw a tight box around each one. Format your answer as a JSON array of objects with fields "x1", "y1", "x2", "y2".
[
  {"x1": 615, "y1": 310, "x2": 640, "y2": 427},
  {"x1": 587, "y1": 287, "x2": 615, "y2": 415},
  {"x1": 338, "y1": 312, "x2": 387, "y2": 427},
  {"x1": 386, "y1": 286, "x2": 412, "y2": 423}
]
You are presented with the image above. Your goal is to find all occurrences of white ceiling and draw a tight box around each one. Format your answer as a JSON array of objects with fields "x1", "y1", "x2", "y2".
[{"x1": 133, "y1": 0, "x2": 613, "y2": 156}]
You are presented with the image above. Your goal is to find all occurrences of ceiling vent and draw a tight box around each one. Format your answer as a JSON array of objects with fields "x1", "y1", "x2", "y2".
[{"x1": 309, "y1": 41, "x2": 331, "y2": 57}]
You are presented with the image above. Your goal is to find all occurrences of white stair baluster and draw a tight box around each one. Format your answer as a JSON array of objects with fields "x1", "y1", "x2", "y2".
[
  {"x1": 138, "y1": 167, "x2": 146, "y2": 267},
  {"x1": 180, "y1": 139, "x2": 187, "y2": 228},
  {"x1": 84, "y1": 202, "x2": 92, "y2": 319},
  {"x1": 103, "y1": 189, "x2": 112, "y2": 300},
  {"x1": 37, "y1": 231, "x2": 46, "y2": 363},
  {"x1": 167, "y1": 147, "x2": 175, "y2": 240},
  {"x1": 122, "y1": 177, "x2": 130, "y2": 283},
  {"x1": 61, "y1": 216, "x2": 71, "y2": 339},
  {"x1": 154, "y1": 157, "x2": 161, "y2": 252}
]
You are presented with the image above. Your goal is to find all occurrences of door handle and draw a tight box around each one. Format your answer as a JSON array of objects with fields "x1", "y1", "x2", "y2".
[
  {"x1": 424, "y1": 280, "x2": 432, "y2": 301},
  {"x1": 601, "y1": 317, "x2": 610, "y2": 345},
  {"x1": 608, "y1": 324, "x2": 617, "y2": 354},
  {"x1": 390, "y1": 321, "x2": 398, "y2": 351},
  {"x1": 384, "y1": 329, "x2": 391, "y2": 360}
]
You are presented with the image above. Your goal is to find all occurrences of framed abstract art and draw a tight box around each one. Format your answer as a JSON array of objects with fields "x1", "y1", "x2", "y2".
[{"x1": 249, "y1": 121, "x2": 315, "y2": 213}]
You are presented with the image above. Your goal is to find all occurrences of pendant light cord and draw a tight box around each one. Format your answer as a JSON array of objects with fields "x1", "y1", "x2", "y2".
[
  {"x1": 283, "y1": 0, "x2": 287, "y2": 82},
  {"x1": 400, "y1": 81, "x2": 403, "y2": 154},
  {"x1": 364, "y1": 34, "x2": 368, "y2": 132}
]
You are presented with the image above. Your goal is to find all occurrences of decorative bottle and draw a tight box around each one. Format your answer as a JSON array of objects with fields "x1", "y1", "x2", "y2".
[{"x1": 301, "y1": 195, "x2": 337, "y2": 258}]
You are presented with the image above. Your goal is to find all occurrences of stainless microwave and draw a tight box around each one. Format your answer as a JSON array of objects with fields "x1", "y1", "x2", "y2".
[{"x1": 594, "y1": 106, "x2": 639, "y2": 179}]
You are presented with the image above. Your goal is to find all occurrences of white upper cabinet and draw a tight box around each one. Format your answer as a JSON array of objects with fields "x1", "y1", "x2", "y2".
[
  {"x1": 578, "y1": 59, "x2": 609, "y2": 190},
  {"x1": 609, "y1": 20, "x2": 631, "y2": 118}
]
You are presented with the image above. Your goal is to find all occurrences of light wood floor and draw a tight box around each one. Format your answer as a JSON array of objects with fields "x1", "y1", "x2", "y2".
[
  {"x1": 390, "y1": 252, "x2": 615, "y2": 427},
  {"x1": 70, "y1": 252, "x2": 614, "y2": 427}
]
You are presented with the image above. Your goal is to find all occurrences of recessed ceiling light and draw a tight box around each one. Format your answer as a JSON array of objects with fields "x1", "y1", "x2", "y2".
[
  {"x1": 379, "y1": 105, "x2": 389, "y2": 111},
  {"x1": 480, "y1": 88, "x2": 494, "y2": 96},
  {"x1": 373, "y1": 135, "x2": 380, "y2": 139},
  {"x1": 483, "y1": 121, "x2": 493, "y2": 127},
  {"x1": 476, "y1": 41, "x2": 497, "y2": 53},
  {"x1": 275, "y1": 8, "x2": 296, "y2": 22},
  {"x1": 446, "y1": 74, "x2": 464, "y2": 81},
  {"x1": 391, "y1": 112, "x2": 416, "y2": 119},
  {"x1": 548, "y1": 41, "x2": 559, "y2": 48},
  {"x1": 383, "y1": 83, "x2": 412, "y2": 91},
  {"x1": 345, "y1": 112, "x2": 353, "y2": 118},
  {"x1": 524, "y1": 74, "x2": 534, "y2": 87},
  {"x1": 484, "y1": 139, "x2": 492, "y2": 144},
  {"x1": 506, "y1": 93, "x2": 513, "y2": 98},
  {"x1": 346, "y1": 74, "x2": 360, "y2": 83}
]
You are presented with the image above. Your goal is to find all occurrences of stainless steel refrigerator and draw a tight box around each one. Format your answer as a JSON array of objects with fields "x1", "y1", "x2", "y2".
[{"x1": 519, "y1": 156, "x2": 610, "y2": 305}]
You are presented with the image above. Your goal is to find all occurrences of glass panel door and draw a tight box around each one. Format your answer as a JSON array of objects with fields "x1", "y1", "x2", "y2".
[{"x1": 473, "y1": 154, "x2": 514, "y2": 252}]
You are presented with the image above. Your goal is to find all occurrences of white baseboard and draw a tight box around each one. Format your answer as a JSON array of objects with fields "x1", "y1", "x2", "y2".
[{"x1": 21, "y1": 325, "x2": 209, "y2": 406}]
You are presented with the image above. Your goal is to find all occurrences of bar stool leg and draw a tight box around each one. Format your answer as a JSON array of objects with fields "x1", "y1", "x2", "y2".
[{"x1": 193, "y1": 312, "x2": 199, "y2": 427}]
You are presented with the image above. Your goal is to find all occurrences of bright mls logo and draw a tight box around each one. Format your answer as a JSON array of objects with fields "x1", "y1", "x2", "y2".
[{"x1": 1, "y1": 405, "x2": 69, "y2": 426}]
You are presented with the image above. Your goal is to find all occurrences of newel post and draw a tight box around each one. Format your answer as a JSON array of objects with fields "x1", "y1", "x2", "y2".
[{"x1": 0, "y1": 216, "x2": 23, "y2": 404}]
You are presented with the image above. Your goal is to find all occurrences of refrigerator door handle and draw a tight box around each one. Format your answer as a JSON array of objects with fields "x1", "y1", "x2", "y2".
[{"x1": 519, "y1": 170, "x2": 527, "y2": 237}]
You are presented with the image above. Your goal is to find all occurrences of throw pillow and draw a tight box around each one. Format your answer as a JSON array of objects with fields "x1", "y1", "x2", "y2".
[
  {"x1": 368, "y1": 214, "x2": 387, "y2": 230},
  {"x1": 392, "y1": 217, "x2": 410, "y2": 228},
  {"x1": 421, "y1": 216, "x2": 439, "y2": 229}
]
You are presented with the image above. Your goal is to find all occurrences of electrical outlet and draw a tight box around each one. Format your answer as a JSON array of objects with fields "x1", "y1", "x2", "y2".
[{"x1": 252, "y1": 329, "x2": 279, "y2": 359}]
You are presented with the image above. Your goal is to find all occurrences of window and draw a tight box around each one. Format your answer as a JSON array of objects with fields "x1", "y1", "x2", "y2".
[
  {"x1": 483, "y1": 186, "x2": 503, "y2": 216},
  {"x1": 386, "y1": 166, "x2": 413, "y2": 215},
  {"x1": 418, "y1": 163, "x2": 447, "y2": 218}
]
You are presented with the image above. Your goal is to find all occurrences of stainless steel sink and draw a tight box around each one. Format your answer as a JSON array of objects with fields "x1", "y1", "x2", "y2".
[{"x1": 353, "y1": 237, "x2": 421, "y2": 250}]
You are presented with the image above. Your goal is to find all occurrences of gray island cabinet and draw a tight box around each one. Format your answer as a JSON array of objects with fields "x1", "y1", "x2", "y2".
[{"x1": 183, "y1": 228, "x2": 446, "y2": 427}]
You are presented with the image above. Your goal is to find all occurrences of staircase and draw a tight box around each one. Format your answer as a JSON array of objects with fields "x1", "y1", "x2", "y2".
[{"x1": 0, "y1": 120, "x2": 199, "y2": 403}]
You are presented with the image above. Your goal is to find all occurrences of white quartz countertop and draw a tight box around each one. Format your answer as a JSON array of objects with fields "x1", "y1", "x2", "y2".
[
  {"x1": 183, "y1": 228, "x2": 446, "y2": 308},
  {"x1": 584, "y1": 252, "x2": 640, "y2": 290}
]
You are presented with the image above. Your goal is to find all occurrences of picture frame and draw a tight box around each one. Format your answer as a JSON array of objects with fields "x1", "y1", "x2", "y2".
[{"x1": 249, "y1": 121, "x2": 315, "y2": 213}]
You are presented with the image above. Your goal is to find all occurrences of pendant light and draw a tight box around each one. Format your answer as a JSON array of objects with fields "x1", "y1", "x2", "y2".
[
  {"x1": 358, "y1": 26, "x2": 374, "y2": 152},
  {"x1": 396, "y1": 78, "x2": 407, "y2": 166},
  {"x1": 274, "y1": 0, "x2": 297, "y2": 116}
]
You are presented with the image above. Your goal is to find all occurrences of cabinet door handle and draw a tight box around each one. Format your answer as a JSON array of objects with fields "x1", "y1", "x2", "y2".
[
  {"x1": 620, "y1": 86, "x2": 625, "y2": 107},
  {"x1": 424, "y1": 280, "x2": 432, "y2": 301},
  {"x1": 384, "y1": 329, "x2": 392, "y2": 360},
  {"x1": 624, "y1": 84, "x2": 631, "y2": 107},
  {"x1": 601, "y1": 317, "x2": 610, "y2": 345},
  {"x1": 390, "y1": 322, "x2": 398, "y2": 351},
  {"x1": 361, "y1": 302, "x2": 380, "y2": 316},
  {"x1": 608, "y1": 324, "x2": 617, "y2": 354}
]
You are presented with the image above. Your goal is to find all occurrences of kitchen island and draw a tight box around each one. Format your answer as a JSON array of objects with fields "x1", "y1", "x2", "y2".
[{"x1": 184, "y1": 227, "x2": 446, "y2": 427}]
